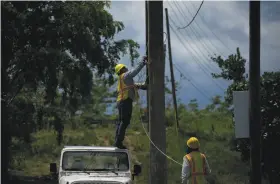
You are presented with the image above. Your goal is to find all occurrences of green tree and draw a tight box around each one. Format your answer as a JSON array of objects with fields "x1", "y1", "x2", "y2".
[
  {"x1": 164, "y1": 75, "x2": 183, "y2": 127},
  {"x1": 211, "y1": 48, "x2": 280, "y2": 182},
  {"x1": 260, "y1": 71, "x2": 280, "y2": 183},
  {"x1": 164, "y1": 76, "x2": 182, "y2": 107},
  {"x1": 1, "y1": 1, "x2": 139, "y2": 180},
  {"x1": 211, "y1": 47, "x2": 248, "y2": 105},
  {"x1": 78, "y1": 76, "x2": 114, "y2": 126},
  {"x1": 206, "y1": 95, "x2": 222, "y2": 112},
  {"x1": 188, "y1": 99, "x2": 198, "y2": 112},
  {"x1": 205, "y1": 95, "x2": 230, "y2": 113}
]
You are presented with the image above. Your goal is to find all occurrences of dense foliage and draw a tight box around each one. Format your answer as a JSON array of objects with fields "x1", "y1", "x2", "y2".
[
  {"x1": 1, "y1": 1, "x2": 139, "y2": 181},
  {"x1": 211, "y1": 48, "x2": 280, "y2": 183}
]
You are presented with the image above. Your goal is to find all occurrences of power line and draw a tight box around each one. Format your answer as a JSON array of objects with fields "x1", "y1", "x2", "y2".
[
  {"x1": 173, "y1": 63, "x2": 212, "y2": 101},
  {"x1": 164, "y1": 51, "x2": 212, "y2": 101},
  {"x1": 162, "y1": 40, "x2": 214, "y2": 101},
  {"x1": 167, "y1": 2, "x2": 233, "y2": 88},
  {"x1": 166, "y1": 3, "x2": 228, "y2": 89},
  {"x1": 177, "y1": 0, "x2": 204, "y2": 30},
  {"x1": 168, "y1": 18, "x2": 226, "y2": 91},
  {"x1": 188, "y1": 1, "x2": 234, "y2": 54},
  {"x1": 170, "y1": 19, "x2": 225, "y2": 91},
  {"x1": 167, "y1": 2, "x2": 220, "y2": 74},
  {"x1": 169, "y1": 1, "x2": 224, "y2": 74},
  {"x1": 179, "y1": 1, "x2": 229, "y2": 59}
]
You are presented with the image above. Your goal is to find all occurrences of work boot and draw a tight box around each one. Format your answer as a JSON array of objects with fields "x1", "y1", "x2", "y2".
[
  {"x1": 118, "y1": 144, "x2": 127, "y2": 149},
  {"x1": 114, "y1": 143, "x2": 127, "y2": 149}
]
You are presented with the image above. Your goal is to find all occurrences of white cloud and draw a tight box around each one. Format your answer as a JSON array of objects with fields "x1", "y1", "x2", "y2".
[
  {"x1": 262, "y1": 21, "x2": 280, "y2": 47},
  {"x1": 110, "y1": 1, "x2": 145, "y2": 44},
  {"x1": 109, "y1": 1, "x2": 280, "y2": 106}
]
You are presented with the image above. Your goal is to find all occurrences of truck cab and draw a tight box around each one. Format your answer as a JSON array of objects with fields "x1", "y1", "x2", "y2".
[{"x1": 50, "y1": 146, "x2": 142, "y2": 184}]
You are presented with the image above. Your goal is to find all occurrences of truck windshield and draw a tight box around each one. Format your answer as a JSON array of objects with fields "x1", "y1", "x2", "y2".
[{"x1": 62, "y1": 151, "x2": 129, "y2": 172}]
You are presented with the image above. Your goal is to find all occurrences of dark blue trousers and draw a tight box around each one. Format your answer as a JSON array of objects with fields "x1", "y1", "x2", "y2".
[{"x1": 115, "y1": 98, "x2": 133, "y2": 146}]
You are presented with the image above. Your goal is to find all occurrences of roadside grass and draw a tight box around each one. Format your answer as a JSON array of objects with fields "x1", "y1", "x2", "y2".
[{"x1": 10, "y1": 110, "x2": 251, "y2": 184}]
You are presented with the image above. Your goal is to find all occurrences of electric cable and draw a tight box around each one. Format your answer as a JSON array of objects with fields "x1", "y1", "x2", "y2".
[
  {"x1": 168, "y1": 20, "x2": 226, "y2": 91},
  {"x1": 167, "y1": 3, "x2": 226, "y2": 86},
  {"x1": 165, "y1": 52, "x2": 213, "y2": 101},
  {"x1": 135, "y1": 63, "x2": 210, "y2": 167},
  {"x1": 166, "y1": 1, "x2": 230, "y2": 88},
  {"x1": 177, "y1": 1, "x2": 229, "y2": 59},
  {"x1": 177, "y1": 0, "x2": 204, "y2": 30},
  {"x1": 169, "y1": 1, "x2": 225, "y2": 74},
  {"x1": 187, "y1": 1, "x2": 234, "y2": 54},
  {"x1": 164, "y1": 37, "x2": 216, "y2": 99},
  {"x1": 167, "y1": 2, "x2": 224, "y2": 76},
  {"x1": 134, "y1": 65, "x2": 183, "y2": 166},
  {"x1": 165, "y1": 4, "x2": 224, "y2": 91}
]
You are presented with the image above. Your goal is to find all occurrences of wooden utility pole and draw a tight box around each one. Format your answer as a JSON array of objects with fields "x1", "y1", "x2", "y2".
[
  {"x1": 145, "y1": 0, "x2": 149, "y2": 132},
  {"x1": 148, "y1": 1, "x2": 167, "y2": 184},
  {"x1": 164, "y1": 44, "x2": 166, "y2": 68},
  {"x1": 165, "y1": 8, "x2": 179, "y2": 131},
  {"x1": 249, "y1": 1, "x2": 261, "y2": 184}
]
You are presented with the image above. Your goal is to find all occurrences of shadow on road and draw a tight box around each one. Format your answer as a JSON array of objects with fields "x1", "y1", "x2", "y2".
[{"x1": 9, "y1": 174, "x2": 56, "y2": 184}]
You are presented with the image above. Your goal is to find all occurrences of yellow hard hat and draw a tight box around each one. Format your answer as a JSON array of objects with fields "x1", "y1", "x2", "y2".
[
  {"x1": 186, "y1": 137, "x2": 200, "y2": 149},
  {"x1": 115, "y1": 64, "x2": 126, "y2": 74}
]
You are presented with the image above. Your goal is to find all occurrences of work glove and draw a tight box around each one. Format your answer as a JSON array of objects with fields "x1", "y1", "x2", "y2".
[
  {"x1": 142, "y1": 56, "x2": 149, "y2": 64},
  {"x1": 135, "y1": 83, "x2": 148, "y2": 90}
]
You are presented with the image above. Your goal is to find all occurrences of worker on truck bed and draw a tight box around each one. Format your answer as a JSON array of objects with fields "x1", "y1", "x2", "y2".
[
  {"x1": 182, "y1": 137, "x2": 211, "y2": 184},
  {"x1": 114, "y1": 56, "x2": 148, "y2": 149}
]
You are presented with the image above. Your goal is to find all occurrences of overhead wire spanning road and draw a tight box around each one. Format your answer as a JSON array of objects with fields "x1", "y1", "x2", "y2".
[
  {"x1": 177, "y1": 0, "x2": 204, "y2": 30},
  {"x1": 167, "y1": 1, "x2": 228, "y2": 92}
]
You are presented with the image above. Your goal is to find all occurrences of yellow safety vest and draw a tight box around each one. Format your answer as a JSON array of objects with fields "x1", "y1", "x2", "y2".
[
  {"x1": 185, "y1": 152, "x2": 207, "y2": 184},
  {"x1": 117, "y1": 73, "x2": 139, "y2": 102}
]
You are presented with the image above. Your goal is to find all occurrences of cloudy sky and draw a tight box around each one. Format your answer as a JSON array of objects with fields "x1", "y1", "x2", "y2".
[{"x1": 108, "y1": 1, "x2": 280, "y2": 108}]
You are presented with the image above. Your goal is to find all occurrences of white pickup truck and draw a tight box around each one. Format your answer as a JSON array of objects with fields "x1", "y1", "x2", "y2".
[{"x1": 49, "y1": 146, "x2": 142, "y2": 184}]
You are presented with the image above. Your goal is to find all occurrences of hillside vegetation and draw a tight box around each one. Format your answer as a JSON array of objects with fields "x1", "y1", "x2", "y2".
[{"x1": 11, "y1": 103, "x2": 251, "y2": 184}]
